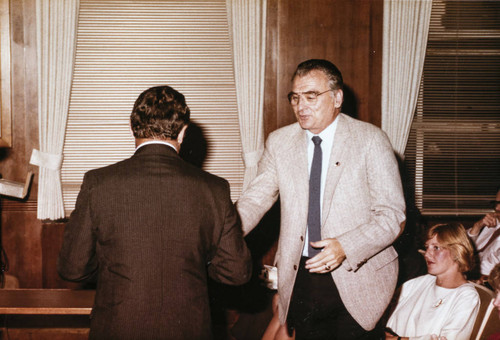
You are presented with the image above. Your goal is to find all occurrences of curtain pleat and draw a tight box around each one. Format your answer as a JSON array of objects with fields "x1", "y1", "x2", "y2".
[
  {"x1": 381, "y1": 0, "x2": 432, "y2": 159},
  {"x1": 32, "y1": 0, "x2": 79, "y2": 220},
  {"x1": 226, "y1": 0, "x2": 266, "y2": 190}
]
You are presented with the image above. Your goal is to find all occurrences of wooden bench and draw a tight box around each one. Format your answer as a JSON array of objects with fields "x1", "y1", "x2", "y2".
[
  {"x1": 0, "y1": 289, "x2": 95, "y2": 340},
  {"x1": 0, "y1": 289, "x2": 95, "y2": 315}
]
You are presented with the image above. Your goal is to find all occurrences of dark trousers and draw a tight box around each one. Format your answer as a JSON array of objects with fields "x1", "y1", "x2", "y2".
[{"x1": 287, "y1": 257, "x2": 380, "y2": 340}]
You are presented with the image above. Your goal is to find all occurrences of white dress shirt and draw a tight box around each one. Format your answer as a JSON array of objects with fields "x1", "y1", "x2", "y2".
[
  {"x1": 468, "y1": 221, "x2": 500, "y2": 276},
  {"x1": 135, "y1": 140, "x2": 177, "y2": 152}
]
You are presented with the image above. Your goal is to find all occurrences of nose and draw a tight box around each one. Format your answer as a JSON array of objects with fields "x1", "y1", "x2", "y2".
[
  {"x1": 423, "y1": 248, "x2": 433, "y2": 260},
  {"x1": 296, "y1": 95, "x2": 307, "y2": 111}
]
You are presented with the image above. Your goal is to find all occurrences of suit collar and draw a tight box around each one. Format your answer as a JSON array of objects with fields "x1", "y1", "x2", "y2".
[{"x1": 133, "y1": 143, "x2": 179, "y2": 157}]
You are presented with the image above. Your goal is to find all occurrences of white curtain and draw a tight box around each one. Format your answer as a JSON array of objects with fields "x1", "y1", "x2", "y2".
[
  {"x1": 381, "y1": 0, "x2": 432, "y2": 159},
  {"x1": 30, "y1": 0, "x2": 79, "y2": 220},
  {"x1": 226, "y1": 0, "x2": 267, "y2": 189}
]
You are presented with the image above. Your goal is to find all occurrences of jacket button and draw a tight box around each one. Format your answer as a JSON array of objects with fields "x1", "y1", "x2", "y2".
[
  {"x1": 300, "y1": 236, "x2": 304, "y2": 241},
  {"x1": 293, "y1": 265, "x2": 297, "y2": 270}
]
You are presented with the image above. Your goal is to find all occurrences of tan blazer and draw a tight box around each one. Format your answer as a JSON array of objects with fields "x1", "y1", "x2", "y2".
[{"x1": 237, "y1": 114, "x2": 406, "y2": 330}]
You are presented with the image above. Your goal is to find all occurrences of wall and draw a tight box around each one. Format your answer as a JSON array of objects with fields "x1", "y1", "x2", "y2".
[
  {"x1": 0, "y1": 0, "x2": 84, "y2": 290},
  {"x1": 0, "y1": 0, "x2": 42, "y2": 288},
  {"x1": 0, "y1": 0, "x2": 386, "y2": 289},
  {"x1": 264, "y1": 0, "x2": 383, "y2": 136}
]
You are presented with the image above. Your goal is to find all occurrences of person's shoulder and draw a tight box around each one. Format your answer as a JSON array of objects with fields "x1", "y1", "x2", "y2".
[
  {"x1": 339, "y1": 114, "x2": 394, "y2": 153},
  {"x1": 449, "y1": 282, "x2": 480, "y2": 308},
  {"x1": 266, "y1": 122, "x2": 303, "y2": 148},
  {"x1": 403, "y1": 274, "x2": 435, "y2": 289},
  {"x1": 340, "y1": 113, "x2": 383, "y2": 134},
  {"x1": 268, "y1": 122, "x2": 302, "y2": 138},
  {"x1": 397, "y1": 274, "x2": 434, "y2": 300},
  {"x1": 457, "y1": 281, "x2": 480, "y2": 296},
  {"x1": 84, "y1": 157, "x2": 130, "y2": 178},
  {"x1": 182, "y1": 161, "x2": 230, "y2": 188}
]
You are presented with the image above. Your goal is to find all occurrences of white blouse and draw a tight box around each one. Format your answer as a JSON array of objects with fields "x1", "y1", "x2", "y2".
[{"x1": 386, "y1": 274, "x2": 480, "y2": 340}]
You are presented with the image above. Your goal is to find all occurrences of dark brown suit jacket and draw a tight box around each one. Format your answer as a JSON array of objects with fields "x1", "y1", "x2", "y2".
[{"x1": 58, "y1": 144, "x2": 252, "y2": 339}]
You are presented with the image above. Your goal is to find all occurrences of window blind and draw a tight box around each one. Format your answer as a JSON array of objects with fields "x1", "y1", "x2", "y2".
[
  {"x1": 405, "y1": 0, "x2": 500, "y2": 215},
  {"x1": 62, "y1": 0, "x2": 244, "y2": 216}
]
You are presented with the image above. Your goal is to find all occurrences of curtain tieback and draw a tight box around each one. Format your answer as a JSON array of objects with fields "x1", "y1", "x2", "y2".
[
  {"x1": 242, "y1": 148, "x2": 263, "y2": 168},
  {"x1": 30, "y1": 149, "x2": 63, "y2": 171}
]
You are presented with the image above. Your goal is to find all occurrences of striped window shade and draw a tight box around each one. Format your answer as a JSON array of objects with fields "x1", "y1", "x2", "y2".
[
  {"x1": 404, "y1": 0, "x2": 500, "y2": 216},
  {"x1": 62, "y1": 0, "x2": 244, "y2": 216}
]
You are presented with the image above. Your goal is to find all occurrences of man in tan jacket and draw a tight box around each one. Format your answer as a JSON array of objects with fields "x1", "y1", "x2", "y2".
[{"x1": 237, "y1": 59, "x2": 405, "y2": 339}]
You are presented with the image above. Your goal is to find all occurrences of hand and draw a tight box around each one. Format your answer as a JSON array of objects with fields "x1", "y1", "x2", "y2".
[
  {"x1": 471, "y1": 212, "x2": 498, "y2": 235},
  {"x1": 430, "y1": 335, "x2": 447, "y2": 340},
  {"x1": 305, "y1": 238, "x2": 346, "y2": 273},
  {"x1": 384, "y1": 332, "x2": 399, "y2": 340}
]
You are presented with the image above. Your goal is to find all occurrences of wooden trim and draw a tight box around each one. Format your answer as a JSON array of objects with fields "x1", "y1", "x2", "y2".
[
  {"x1": 263, "y1": 0, "x2": 278, "y2": 138},
  {"x1": 0, "y1": 0, "x2": 12, "y2": 147},
  {"x1": 0, "y1": 289, "x2": 95, "y2": 315}
]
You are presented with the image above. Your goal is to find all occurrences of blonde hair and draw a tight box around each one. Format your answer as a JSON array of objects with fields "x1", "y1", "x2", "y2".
[{"x1": 426, "y1": 223, "x2": 475, "y2": 273}]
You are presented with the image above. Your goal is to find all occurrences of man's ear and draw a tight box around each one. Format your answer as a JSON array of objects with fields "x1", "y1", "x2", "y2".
[
  {"x1": 334, "y1": 89, "x2": 343, "y2": 109},
  {"x1": 177, "y1": 125, "x2": 188, "y2": 144}
]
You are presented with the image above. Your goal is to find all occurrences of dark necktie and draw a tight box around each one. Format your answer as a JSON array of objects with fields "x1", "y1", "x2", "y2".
[{"x1": 308, "y1": 136, "x2": 322, "y2": 257}]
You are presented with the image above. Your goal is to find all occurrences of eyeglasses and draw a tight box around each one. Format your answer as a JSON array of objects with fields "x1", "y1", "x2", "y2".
[{"x1": 287, "y1": 89, "x2": 333, "y2": 106}]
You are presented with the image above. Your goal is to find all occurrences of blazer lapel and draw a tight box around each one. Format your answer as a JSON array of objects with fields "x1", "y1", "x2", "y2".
[
  {"x1": 322, "y1": 114, "x2": 350, "y2": 225},
  {"x1": 288, "y1": 128, "x2": 309, "y2": 227}
]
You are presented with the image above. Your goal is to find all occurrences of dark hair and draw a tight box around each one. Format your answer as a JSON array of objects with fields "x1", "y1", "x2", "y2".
[
  {"x1": 292, "y1": 59, "x2": 344, "y2": 91},
  {"x1": 426, "y1": 223, "x2": 475, "y2": 273},
  {"x1": 130, "y1": 85, "x2": 190, "y2": 140}
]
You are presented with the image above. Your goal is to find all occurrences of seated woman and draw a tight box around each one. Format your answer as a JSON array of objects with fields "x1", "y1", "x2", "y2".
[{"x1": 385, "y1": 223, "x2": 480, "y2": 340}]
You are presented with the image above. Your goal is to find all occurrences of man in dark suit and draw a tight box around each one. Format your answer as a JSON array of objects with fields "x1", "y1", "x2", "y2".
[{"x1": 58, "y1": 85, "x2": 252, "y2": 340}]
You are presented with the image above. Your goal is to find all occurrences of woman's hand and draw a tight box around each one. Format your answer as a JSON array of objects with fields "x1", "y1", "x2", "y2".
[{"x1": 431, "y1": 335, "x2": 447, "y2": 340}]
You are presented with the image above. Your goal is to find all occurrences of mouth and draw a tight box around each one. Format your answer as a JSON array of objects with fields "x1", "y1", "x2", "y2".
[{"x1": 426, "y1": 260, "x2": 434, "y2": 266}]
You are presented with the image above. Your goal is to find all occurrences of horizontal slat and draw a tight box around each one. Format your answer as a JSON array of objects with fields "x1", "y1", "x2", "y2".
[
  {"x1": 404, "y1": 0, "x2": 500, "y2": 216},
  {"x1": 62, "y1": 0, "x2": 243, "y2": 215}
]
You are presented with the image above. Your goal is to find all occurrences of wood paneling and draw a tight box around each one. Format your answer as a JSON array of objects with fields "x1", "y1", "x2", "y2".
[
  {"x1": 263, "y1": 0, "x2": 383, "y2": 136},
  {"x1": 1, "y1": 0, "x2": 385, "y2": 290},
  {"x1": 0, "y1": 0, "x2": 12, "y2": 147},
  {"x1": 0, "y1": 0, "x2": 40, "y2": 288}
]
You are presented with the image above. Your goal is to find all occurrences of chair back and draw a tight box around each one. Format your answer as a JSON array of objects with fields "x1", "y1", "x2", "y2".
[{"x1": 471, "y1": 283, "x2": 500, "y2": 340}]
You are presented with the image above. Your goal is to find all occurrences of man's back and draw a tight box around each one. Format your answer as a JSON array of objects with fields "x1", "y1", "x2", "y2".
[{"x1": 58, "y1": 144, "x2": 251, "y2": 339}]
